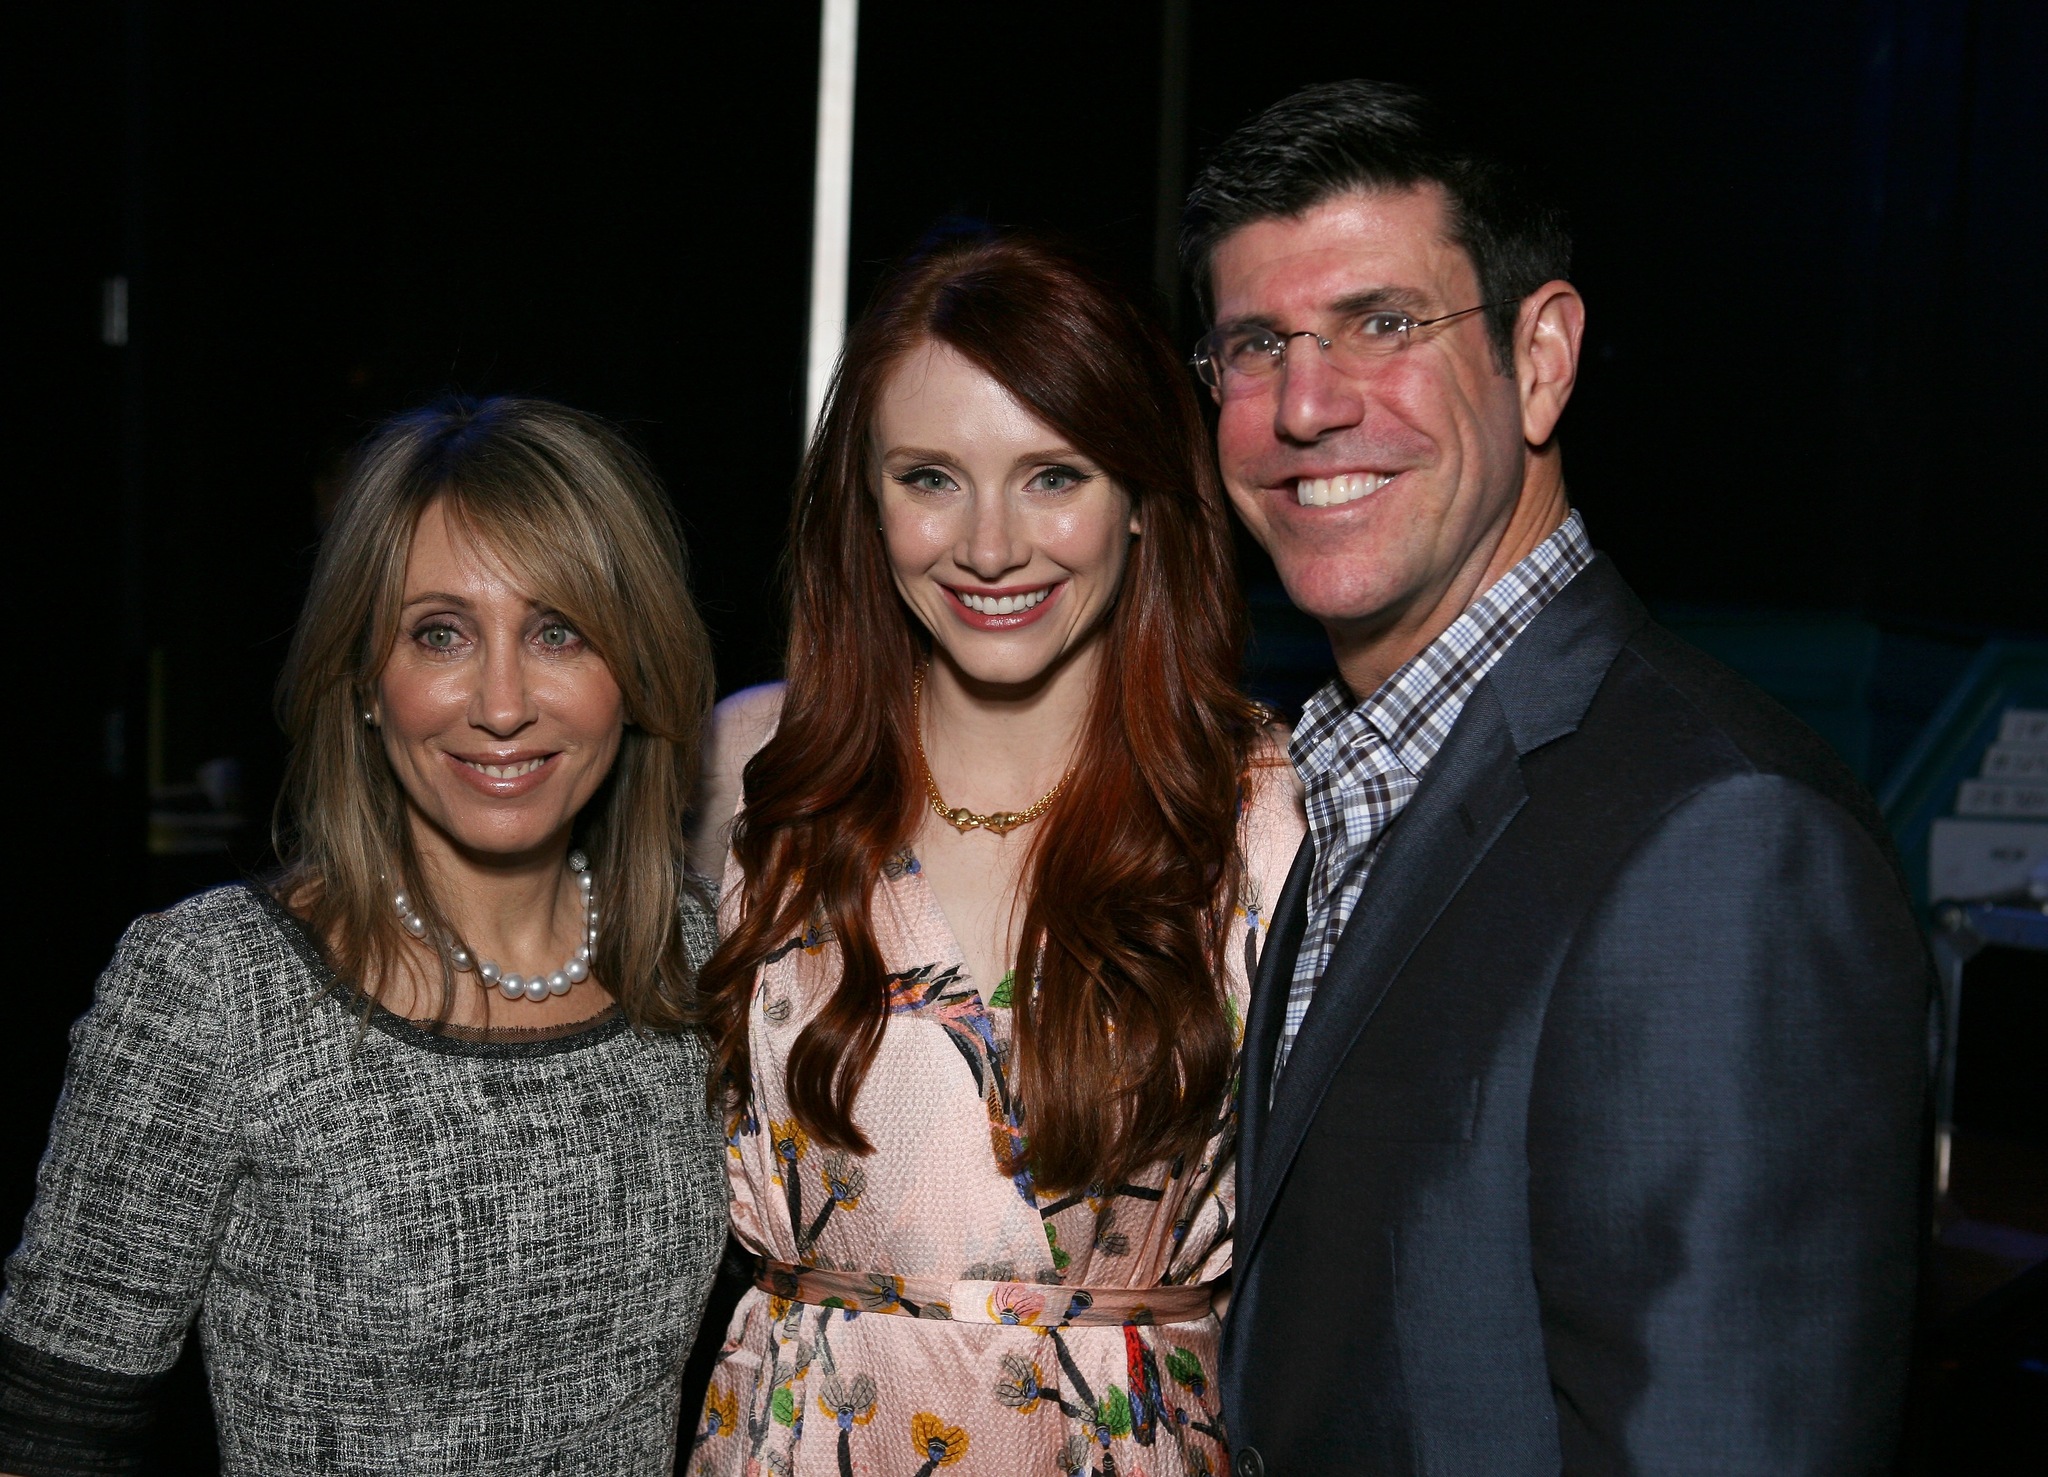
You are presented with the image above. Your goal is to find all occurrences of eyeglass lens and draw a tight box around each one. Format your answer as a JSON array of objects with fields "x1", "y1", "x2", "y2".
[{"x1": 1196, "y1": 303, "x2": 1495, "y2": 388}]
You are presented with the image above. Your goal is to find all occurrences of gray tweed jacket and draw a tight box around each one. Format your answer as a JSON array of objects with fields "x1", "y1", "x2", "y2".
[{"x1": 0, "y1": 883, "x2": 728, "y2": 1476}]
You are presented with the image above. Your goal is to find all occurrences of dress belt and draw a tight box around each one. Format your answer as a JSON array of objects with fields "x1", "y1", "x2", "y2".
[{"x1": 754, "y1": 1258, "x2": 1216, "y2": 1328}]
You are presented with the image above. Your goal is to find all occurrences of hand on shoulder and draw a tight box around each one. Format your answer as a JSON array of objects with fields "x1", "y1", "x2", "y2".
[{"x1": 685, "y1": 682, "x2": 787, "y2": 877}]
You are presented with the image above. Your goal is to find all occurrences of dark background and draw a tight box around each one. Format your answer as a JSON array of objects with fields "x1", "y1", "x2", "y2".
[{"x1": 6, "y1": 0, "x2": 2044, "y2": 1467}]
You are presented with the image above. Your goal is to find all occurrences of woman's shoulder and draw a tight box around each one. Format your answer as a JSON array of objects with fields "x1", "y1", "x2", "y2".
[
  {"x1": 685, "y1": 681, "x2": 787, "y2": 875},
  {"x1": 76, "y1": 885, "x2": 309, "y2": 1071},
  {"x1": 710, "y1": 680, "x2": 787, "y2": 736},
  {"x1": 117, "y1": 882, "x2": 303, "y2": 977},
  {"x1": 677, "y1": 874, "x2": 719, "y2": 970},
  {"x1": 1238, "y1": 717, "x2": 1306, "y2": 898},
  {"x1": 1242, "y1": 717, "x2": 1304, "y2": 814}
]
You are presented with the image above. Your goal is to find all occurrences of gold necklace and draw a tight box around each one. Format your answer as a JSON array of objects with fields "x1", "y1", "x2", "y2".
[{"x1": 911, "y1": 664, "x2": 1073, "y2": 836}]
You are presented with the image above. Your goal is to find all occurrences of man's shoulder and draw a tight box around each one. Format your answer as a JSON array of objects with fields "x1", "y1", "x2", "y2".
[{"x1": 1577, "y1": 616, "x2": 1888, "y2": 847}]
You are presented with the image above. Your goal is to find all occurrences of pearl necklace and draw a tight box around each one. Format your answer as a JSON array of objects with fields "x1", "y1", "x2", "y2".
[{"x1": 392, "y1": 850, "x2": 597, "y2": 1003}]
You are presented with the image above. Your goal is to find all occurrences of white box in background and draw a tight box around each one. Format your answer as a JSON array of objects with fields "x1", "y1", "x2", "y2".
[
  {"x1": 1956, "y1": 780, "x2": 2048, "y2": 817},
  {"x1": 1930, "y1": 817, "x2": 2048, "y2": 901},
  {"x1": 1980, "y1": 742, "x2": 2048, "y2": 779},
  {"x1": 1996, "y1": 709, "x2": 2048, "y2": 744}
]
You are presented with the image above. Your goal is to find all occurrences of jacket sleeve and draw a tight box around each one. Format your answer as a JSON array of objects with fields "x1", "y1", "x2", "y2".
[
  {"x1": 0, "y1": 913, "x2": 244, "y2": 1472},
  {"x1": 1528, "y1": 772, "x2": 1930, "y2": 1476}
]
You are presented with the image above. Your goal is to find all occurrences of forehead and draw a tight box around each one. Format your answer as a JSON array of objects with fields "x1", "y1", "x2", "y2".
[
  {"x1": 402, "y1": 499, "x2": 531, "y2": 598},
  {"x1": 1208, "y1": 184, "x2": 1478, "y2": 324},
  {"x1": 873, "y1": 339, "x2": 1058, "y2": 451}
]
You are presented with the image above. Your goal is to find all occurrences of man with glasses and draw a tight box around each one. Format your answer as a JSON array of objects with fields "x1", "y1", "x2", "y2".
[{"x1": 1185, "y1": 81, "x2": 1930, "y2": 1475}]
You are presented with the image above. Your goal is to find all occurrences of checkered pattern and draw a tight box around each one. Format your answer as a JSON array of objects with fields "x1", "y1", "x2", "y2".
[{"x1": 1273, "y1": 511, "x2": 1593, "y2": 1085}]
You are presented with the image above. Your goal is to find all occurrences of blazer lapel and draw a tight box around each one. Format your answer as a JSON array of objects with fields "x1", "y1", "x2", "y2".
[
  {"x1": 1232, "y1": 554, "x2": 1648, "y2": 1267},
  {"x1": 1237, "y1": 682, "x2": 1528, "y2": 1265},
  {"x1": 1237, "y1": 834, "x2": 1314, "y2": 1201}
]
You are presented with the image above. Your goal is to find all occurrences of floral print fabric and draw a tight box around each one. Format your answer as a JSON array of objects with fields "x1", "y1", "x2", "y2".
[{"x1": 689, "y1": 768, "x2": 1302, "y2": 1477}]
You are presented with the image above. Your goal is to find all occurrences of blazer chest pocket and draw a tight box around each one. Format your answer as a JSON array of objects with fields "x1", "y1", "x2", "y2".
[{"x1": 1325, "y1": 1073, "x2": 1479, "y2": 1144}]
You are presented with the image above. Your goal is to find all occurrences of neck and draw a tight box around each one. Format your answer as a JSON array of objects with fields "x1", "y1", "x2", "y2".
[
  {"x1": 408, "y1": 821, "x2": 583, "y2": 968},
  {"x1": 1330, "y1": 453, "x2": 1569, "y2": 698},
  {"x1": 919, "y1": 641, "x2": 1099, "y2": 813}
]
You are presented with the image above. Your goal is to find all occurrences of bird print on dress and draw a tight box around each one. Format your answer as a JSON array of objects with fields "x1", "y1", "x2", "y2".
[{"x1": 695, "y1": 765, "x2": 1304, "y2": 1477}]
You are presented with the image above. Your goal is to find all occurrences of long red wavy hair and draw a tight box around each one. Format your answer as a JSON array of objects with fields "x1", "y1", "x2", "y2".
[{"x1": 698, "y1": 236, "x2": 1263, "y2": 1193}]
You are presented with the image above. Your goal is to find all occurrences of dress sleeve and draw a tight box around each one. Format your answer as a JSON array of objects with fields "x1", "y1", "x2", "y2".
[{"x1": 0, "y1": 912, "x2": 244, "y2": 1472}]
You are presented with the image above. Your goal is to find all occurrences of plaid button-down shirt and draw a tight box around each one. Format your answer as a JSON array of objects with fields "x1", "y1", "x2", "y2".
[{"x1": 1273, "y1": 510, "x2": 1594, "y2": 1085}]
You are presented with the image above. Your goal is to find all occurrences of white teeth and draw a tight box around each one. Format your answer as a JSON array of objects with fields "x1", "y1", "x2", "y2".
[
  {"x1": 468, "y1": 758, "x2": 545, "y2": 779},
  {"x1": 960, "y1": 587, "x2": 1051, "y2": 615},
  {"x1": 1295, "y1": 472, "x2": 1392, "y2": 507}
]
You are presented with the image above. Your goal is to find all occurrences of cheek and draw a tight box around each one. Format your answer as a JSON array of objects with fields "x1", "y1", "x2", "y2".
[
  {"x1": 1386, "y1": 360, "x2": 1511, "y2": 474},
  {"x1": 878, "y1": 501, "x2": 954, "y2": 580},
  {"x1": 1352, "y1": 367, "x2": 1445, "y2": 458},
  {"x1": 1043, "y1": 505, "x2": 1134, "y2": 591},
  {"x1": 546, "y1": 665, "x2": 627, "y2": 744},
  {"x1": 377, "y1": 661, "x2": 467, "y2": 740},
  {"x1": 1215, "y1": 401, "x2": 1270, "y2": 479}
]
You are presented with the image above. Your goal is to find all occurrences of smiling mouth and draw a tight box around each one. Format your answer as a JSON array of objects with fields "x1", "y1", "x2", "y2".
[
  {"x1": 459, "y1": 756, "x2": 550, "y2": 779},
  {"x1": 955, "y1": 586, "x2": 1053, "y2": 616},
  {"x1": 1295, "y1": 472, "x2": 1396, "y2": 507}
]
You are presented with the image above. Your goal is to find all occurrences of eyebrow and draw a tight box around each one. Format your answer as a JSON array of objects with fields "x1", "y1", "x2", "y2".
[
  {"x1": 400, "y1": 591, "x2": 556, "y2": 614},
  {"x1": 401, "y1": 591, "x2": 475, "y2": 611},
  {"x1": 879, "y1": 446, "x2": 1092, "y2": 472},
  {"x1": 1012, "y1": 447, "x2": 1090, "y2": 471},
  {"x1": 1329, "y1": 285, "x2": 1430, "y2": 315},
  {"x1": 1214, "y1": 284, "x2": 1430, "y2": 334}
]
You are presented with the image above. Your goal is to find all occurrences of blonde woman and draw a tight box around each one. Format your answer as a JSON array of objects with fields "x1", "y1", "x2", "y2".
[{"x1": 0, "y1": 399, "x2": 727, "y2": 1475}]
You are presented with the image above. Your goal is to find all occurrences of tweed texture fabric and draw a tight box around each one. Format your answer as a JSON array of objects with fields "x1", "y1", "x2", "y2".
[
  {"x1": 1276, "y1": 508, "x2": 1592, "y2": 1081},
  {"x1": 0, "y1": 882, "x2": 729, "y2": 1476}
]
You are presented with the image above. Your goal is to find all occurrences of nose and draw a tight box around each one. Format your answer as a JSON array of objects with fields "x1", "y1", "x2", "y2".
[
  {"x1": 468, "y1": 633, "x2": 536, "y2": 737},
  {"x1": 1273, "y1": 333, "x2": 1367, "y2": 446},
  {"x1": 958, "y1": 487, "x2": 1029, "y2": 581}
]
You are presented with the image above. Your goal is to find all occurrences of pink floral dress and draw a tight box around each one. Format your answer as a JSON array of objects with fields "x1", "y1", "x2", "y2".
[{"x1": 688, "y1": 766, "x2": 1302, "y2": 1477}]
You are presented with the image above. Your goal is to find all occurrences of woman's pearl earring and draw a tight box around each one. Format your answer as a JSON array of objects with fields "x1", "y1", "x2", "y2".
[{"x1": 362, "y1": 710, "x2": 377, "y2": 726}]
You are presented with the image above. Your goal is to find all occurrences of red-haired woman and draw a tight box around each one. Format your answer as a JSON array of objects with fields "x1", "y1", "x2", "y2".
[{"x1": 684, "y1": 237, "x2": 1303, "y2": 1477}]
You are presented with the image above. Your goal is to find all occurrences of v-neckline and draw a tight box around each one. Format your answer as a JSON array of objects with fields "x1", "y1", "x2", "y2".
[{"x1": 891, "y1": 844, "x2": 1016, "y2": 1013}]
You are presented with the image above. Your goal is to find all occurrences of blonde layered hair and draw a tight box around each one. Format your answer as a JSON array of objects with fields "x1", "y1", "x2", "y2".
[{"x1": 275, "y1": 397, "x2": 714, "y2": 1031}]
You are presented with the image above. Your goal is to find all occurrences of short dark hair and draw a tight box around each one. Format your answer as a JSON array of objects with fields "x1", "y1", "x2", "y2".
[{"x1": 1181, "y1": 80, "x2": 1571, "y2": 371}]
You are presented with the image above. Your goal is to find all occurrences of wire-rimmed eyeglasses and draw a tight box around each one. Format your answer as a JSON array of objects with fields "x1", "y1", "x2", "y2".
[{"x1": 1190, "y1": 301, "x2": 1512, "y2": 391}]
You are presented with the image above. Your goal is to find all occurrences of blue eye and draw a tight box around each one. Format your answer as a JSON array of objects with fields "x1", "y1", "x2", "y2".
[
  {"x1": 1029, "y1": 465, "x2": 1088, "y2": 493},
  {"x1": 897, "y1": 467, "x2": 956, "y2": 493},
  {"x1": 539, "y1": 623, "x2": 573, "y2": 647}
]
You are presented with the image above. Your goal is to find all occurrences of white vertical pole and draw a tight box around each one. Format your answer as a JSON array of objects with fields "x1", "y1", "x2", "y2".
[{"x1": 804, "y1": 0, "x2": 859, "y2": 442}]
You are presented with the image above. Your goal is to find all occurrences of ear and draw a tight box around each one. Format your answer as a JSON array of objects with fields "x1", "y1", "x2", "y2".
[{"x1": 1514, "y1": 281, "x2": 1585, "y2": 448}]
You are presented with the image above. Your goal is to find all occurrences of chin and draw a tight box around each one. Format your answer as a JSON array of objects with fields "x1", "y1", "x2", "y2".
[
  {"x1": 942, "y1": 652, "x2": 1063, "y2": 690},
  {"x1": 420, "y1": 807, "x2": 564, "y2": 862},
  {"x1": 1276, "y1": 566, "x2": 1402, "y2": 630}
]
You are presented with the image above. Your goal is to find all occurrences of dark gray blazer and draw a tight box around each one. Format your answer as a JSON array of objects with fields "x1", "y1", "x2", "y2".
[{"x1": 1223, "y1": 557, "x2": 1932, "y2": 1476}]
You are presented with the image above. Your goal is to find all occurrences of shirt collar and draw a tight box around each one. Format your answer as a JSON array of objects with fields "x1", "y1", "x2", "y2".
[{"x1": 1289, "y1": 509, "x2": 1593, "y2": 783}]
